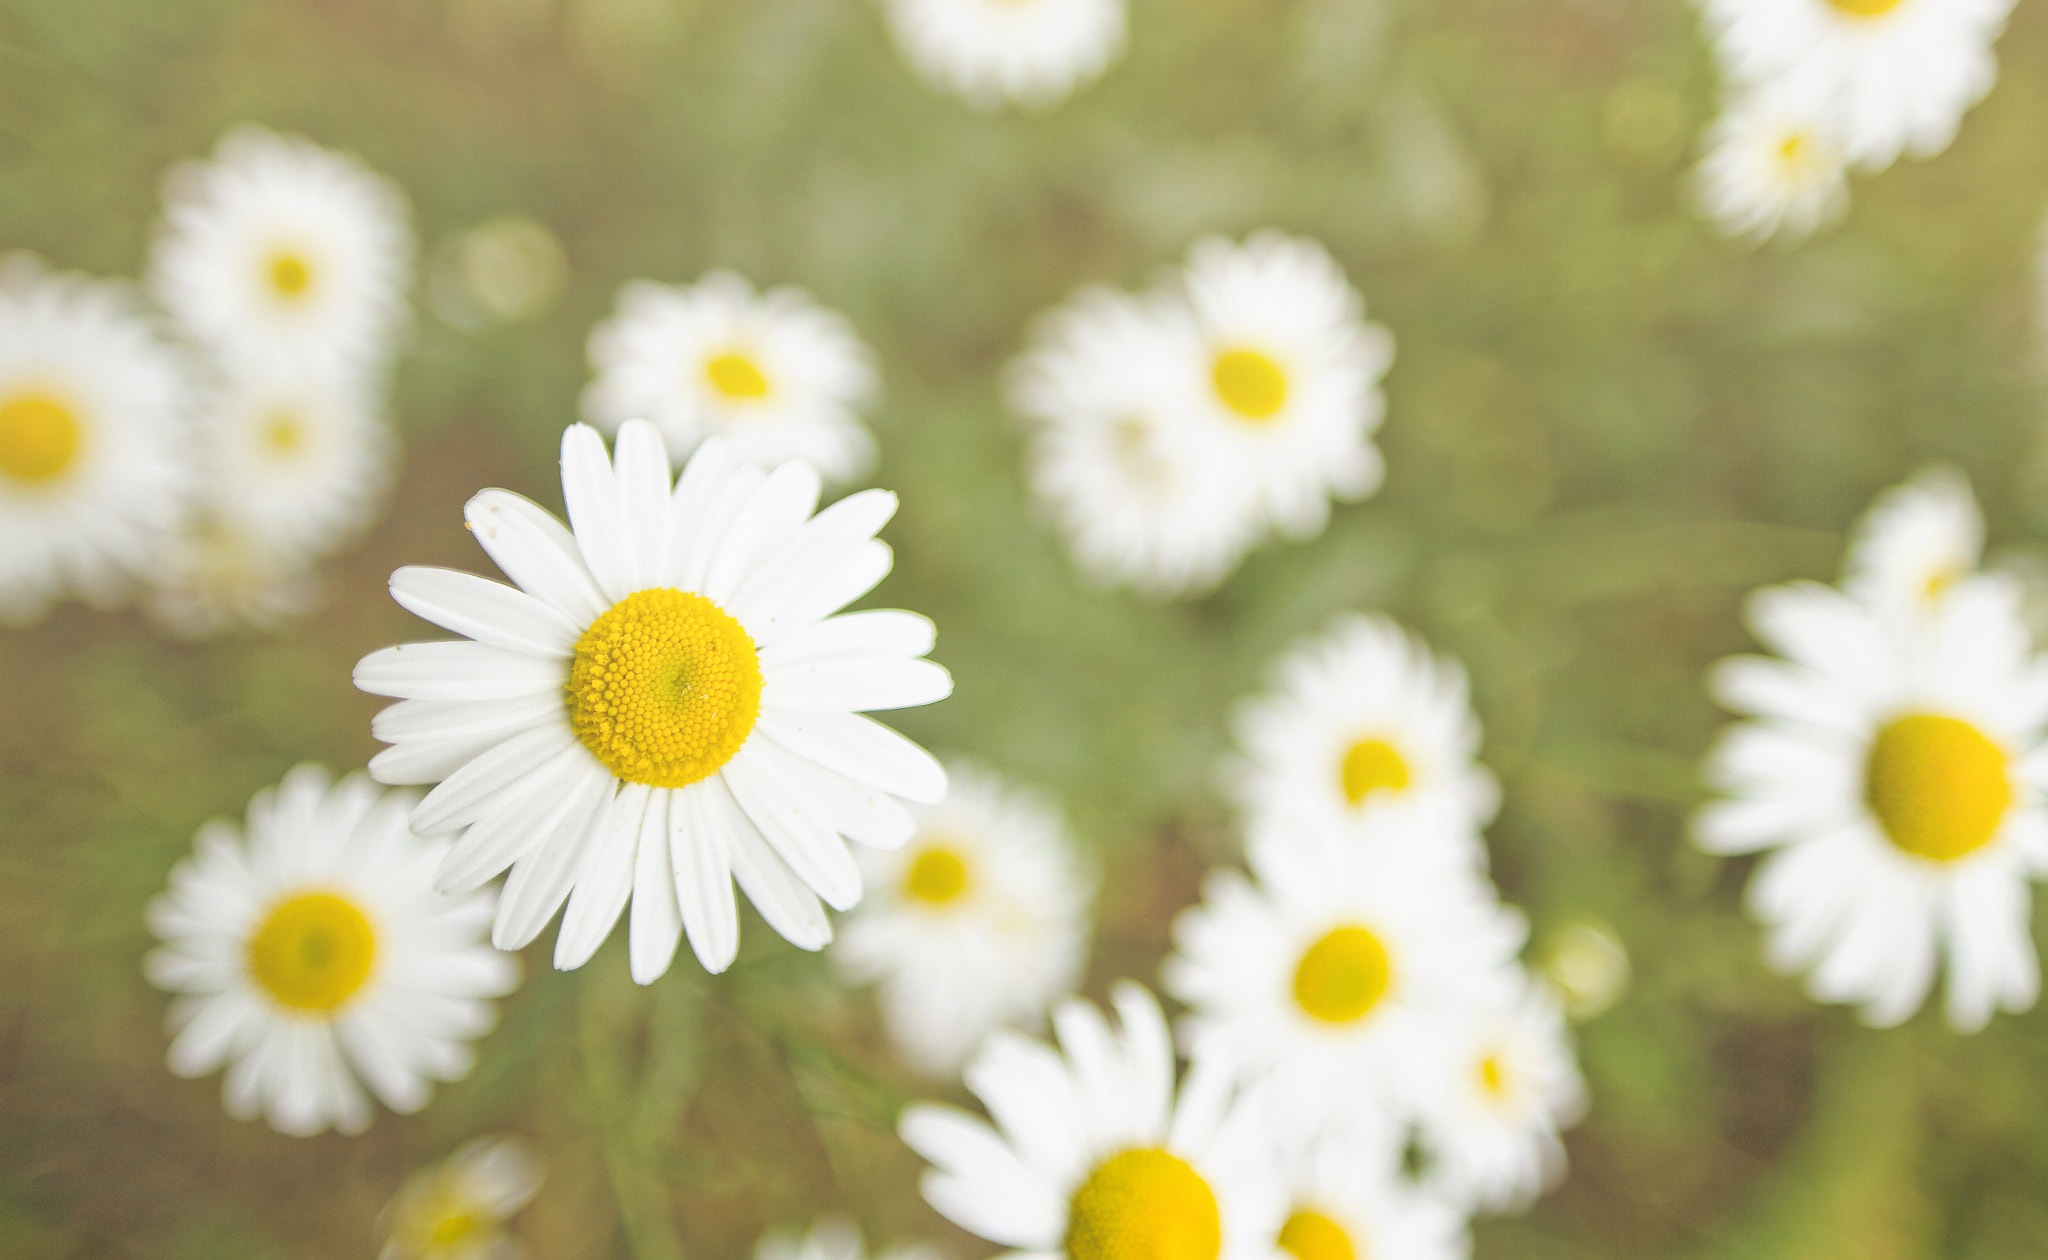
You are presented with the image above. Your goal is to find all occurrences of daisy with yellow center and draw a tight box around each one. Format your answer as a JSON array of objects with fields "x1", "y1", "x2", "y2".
[
  {"x1": 355, "y1": 421, "x2": 952, "y2": 982},
  {"x1": 144, "y1": 765, "x2": 519, "y2": 1136},
  {"x1": 880, "y1": 0, "x2": 1128, "y2": 111},
  {"x1": 1692, "y1": 81, "x2": 1849, "y2": 244},
  {"x1": 582, "y1": 270, "x2": 879, "y2": 486},
  {"x1": 1841, "y1": 464, "x2": 1983, "y2": 619},
  {"x1": 381, "y1": 1135, "x2": 544, "y2": 1260},
  {"x1": 900, "y1": 984, "x2": 1284, "y2": 1260},
  {"x1": 1271, "y1": 1133, "x2": 1468, "y2": 1260},
  {"x1": 832, "y1": 759, "x2": 1097, "y2": 1074}
]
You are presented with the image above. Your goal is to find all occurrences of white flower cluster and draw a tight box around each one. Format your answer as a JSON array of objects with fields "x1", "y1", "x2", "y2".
[{"x1": 880, "y1": 0, "x2": 1128, "y2": 111}]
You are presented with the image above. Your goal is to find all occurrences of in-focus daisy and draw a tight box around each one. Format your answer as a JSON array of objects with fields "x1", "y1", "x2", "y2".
[
  {"x1": 0, "y1": 253, "x2": 191, "y2": 624},
  {"x1": 900, "y1": 983, "x2": 1283, "y2": 1260},
  {"x1": 756, "y1": 1216, "x2": 938, "y2": 1260},
  {"x1": 881, "y1": 0, "x2": 1127, "y2": 111},
  {"x1": 1696, "y1": 0, "x2": 2016, "y2": 171},
  {"x1": 582, "y1": 272, "x2": 879, "y2": 485},
  {"x1": 1411, "y1": 977, "x2": 1586, "y2": 1215},
  {"x1": 1692, "y1": 83, "x2": 1850, "y2": 244},
  {"x1": 1227, "y1": 613, "x2": 1498, "y2": 863},
  {"x1": 150, "y1": 125, "x2": 412, "y2": 377},
  {"x1": 197, "y1": 368, "x2": 396, "y2": 561},
  {"x1": 381, "y1": 1135, "x2": 544, "y2": 1260},
  {"x1": 1696, "y1": 571, "x2": 2048, "y2": 1030},
  {"x1": 1273, "y1": 1133, "x2": 1469, "y2": 1260},
  {"x1": 1163, "y1": 829, "x2": 1526, "y2": 1143},
  {"x1": 144, "y1": 518, "x2": 321, "y2": 639},
  {"x1": 1841, "y1": 464, "x2": 1981, "y2": 617},
  {"x1": 355, "y1": 421, "x2": 952, "y2": 983},
  {"x1": 144, "y1": 764, "x2": 521, "y2": 1136},
  {"x1": 832, "y1": 758, "x2": 1096, "y2": 1074}
]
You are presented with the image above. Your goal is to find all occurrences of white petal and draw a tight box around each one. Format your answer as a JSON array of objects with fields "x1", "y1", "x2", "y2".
[
  {"x1": 355, "y1": 641, "x2": 566, "y2": 703},
  {"x1": 370, "y1": 693, "x2": 564, "y2": 746},
  {"x1": 465, "y1": 488, "x2": 610, "y2": 625},
  {"x1": 671, "y1": 782, "x2": 741, "y2": 973},
  {"x1": 723, "y1": 749, "x2": 862, "y2": 910},
  {"x1": 412, "y1": 723, "x2": 580, "y2": 836},
  {"x1": 711, "y1": 775, "x2": 832, "y2": 949},
  {"x1": 629, "y1": 789, "x2": 684, "y2": 983},
  {"x1": 434, "y1": 755, "x2": 612, "y2": 894},
  {"x1": 899, "y1": 1105, "x2": 1065, "y2": 1250},
  {"x1": 702, "y1": 461, "x2": 823, "y2": 604},
  {"x1": 757, "y1": 609, "x2": 935, "y2": 671},
  {"x1": 555, "y1": 784, "x2": 648, "y2": 970},
  {"x1": 613, "y1": 419, "x2": 675, "y2": 591},
  {"x1": 493, "y1": 770, "x2": 614, "y2": 950},
  {"x1": 670, "y1": 440, "x2": 760, "y2": 591},
  {"x1": 727, "y1": 489, "x2": 898, "y2": 640},
  {"x1": 763, "y1": 657, "x2": 953, "y2": 713},
  {"x1": 747, "y1": 734, "x2": 915, "y2": 848},
  {"x1": 390, "y1": 566, "x2": 580, "y2": 658},
  {"x1": 755, "y1": 710, "x2": 948, "y2": 803},
  {"x1": 562, "y1": 424, "x2": 638, "y2": 604},
  {"x1": 768, "y1": 539, "x2": 894, "y2": 630}
]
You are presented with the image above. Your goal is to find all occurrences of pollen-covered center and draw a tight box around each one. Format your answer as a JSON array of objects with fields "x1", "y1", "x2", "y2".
[
  {"x1": 904, "y1": 844, "x2": 971, "y2": 905},
  {"x1": 1212, "y1": 348, "x2": 1288, "y2": 420},
  {"x1": 1340, "y1": 737, "x2": 1410, "y2": 805},
  {"x1": 1278, "y1": 1210, "x2": 1357, "y2": 1260},
  {"x1": 267, "y1": 249, "x2": 314, "y2": 301},
  {"x1": 1294, "y1": 924, "x2": 1393, "y2": 1025},
  {"x1": 1864, "y1": 713, "x2": 2011, "y2": 863},
  {"x1": 1067, "y1": 1148, "x2": 1222, "y2": 1260},
  {"x1": 704, "y1": 350, "x2": 771, "y2": 400},
  {"x1": 568, "y1": 587, "x2": 763, "y2": 789},
  {"x1": 1827, "y1": 0, "x2": 1906, "y2": 18},
  {"x1": 247, "y1": 891, "x2": 378, "y2": 1012},
  {"x1": 0, "y1": 393, "x2": 82, "y2": 484}
]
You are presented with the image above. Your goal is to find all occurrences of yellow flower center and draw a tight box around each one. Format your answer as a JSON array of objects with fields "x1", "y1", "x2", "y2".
[
  {"x1": 261, "y1": 409, "x2": 306, "y2": 459},
  {"x1": 704, "y1": 350, "x2": 771, "y2": 400},
  {"x1": 1293, "y1": 925, "x2": 1392, "y2": 1025},
  {"x1": 1339, "y1": 737, "x2": 1410, "y2": 806},
  {"x1": 426, "y1": 1207, "x2": 482, "y2": 1250},
  {"x1": 1864, "y1": 713, "x2": 2011, "y2": 863},
  {"x1": 1067, "y1": 1148, "x2": 1222, "y2": 1260},
  {"x1": 903, "y1": 845, "x2": 970, "y2": 904},
  {"x1": 1921, "y1": 564, "x2": 1962, "y2": 604},
  {"x1": 1478, "y1": 1050, "x2": 1508, "y2": 1098},
  {"x1": 0, "y1": 393, "x2": 81, "y2": 484},
  {"x1": 247, "y1": 892, "x2": 378, "y2": 1012},
  {"x1": 568, "y1": 587, "x2": 763, "y2": 789},
  {"x1": 1278, "y1": 1210, "x2": 1357, "y2": 1260},
  {"x1": 1827, "y1": 0, "x2": 1905, "y2": 18},
  {"x1": 1211, "y1": 348, "x2": 1288, "y2": 421},
  {"x1": 268, "y1": 250, "x2": 314, "y2": 301}
]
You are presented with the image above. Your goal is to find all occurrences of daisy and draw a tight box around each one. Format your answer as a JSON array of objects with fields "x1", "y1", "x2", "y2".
[
  {"x1": 1841, "y1": 464, "x2": 1981, "y2": 617},
  {"x1": 0, "y1": 253, "x2": 192, "y2": 624},
  {"x1": 144, "y1": 518, "x2": 321, "y2": 639},
  {"x1": 899, "y1": 982, "x2": 1284, "y2": 1260},
  {"x1": 880, "y1": 0, "x2": 1127, "y2": 112},
  {"x1": 355, "y1": 421, "x2": 952, "y2": 983},
  {"x1": 581, "y1": 271, "x2": 879, "y2": 485},
  {"x1": 1273, "y1": 1132, "x2": 1469, "y2": 1260},
  {"x1": 1162, "y1": 827, "x2": 1527, "y2": 1144},
  {"x1": 144, "y1": 764, "x2": 521, "y2": 1136},
  {"x1": 1227, "y1": 613, "x2": 1498, "y2": 864},
  {"x1": 832, "y1": 758, "x2": 1096, "y2": 1074},
  {"x1": 150, "y1": 125, "x2": 413, "y2": 377},
  {"x1": 1695, "y1": 571, "x2": 2048, "y2": 1030},
  {"x1": 381, "y1": 1135, "x2": 545, "y2": 1260},
  {"x1": 756, "y1": 1216, "x2": 938, "y2": 1260},
  {"x1": 1692, "y1": 83, "x2": 1850, "y2": 243}
]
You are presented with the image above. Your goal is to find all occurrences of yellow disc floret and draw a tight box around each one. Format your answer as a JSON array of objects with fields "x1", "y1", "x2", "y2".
[
  {"x1": 247, "y1": 891, "x2": 378, "y2": 1012},
  {"x1": 1340, "y1": 737, "x2": 1410, "y2": 806},
  {"x1": 268, "y1": 250, "x2": 313, "y2": 300},
  {"x1": 0, "y1": 393, "x2": 81, "y2": 484},
  {"x1": 904, "y1": 845, "x2": 971, "y2": 904},
  {"x1": 1827, "y1": 0, "x2": 1905, "y2": 17},
  {"x1": 1864, "y1": 713, "x2": 2011, "y2": 863},
  {"x1": 568, "y1": 587, "x2": 763, "y2": 789},
  {"x1": 705, "y1": 350, "x2": 771, "y2": 400},
  {"x1": 1293, "y1": 924, "x2": 1392, "y2": 1025},
  {"x1": 1278, "y1": 1210, "x2": 1356, "y2": 1260},
  {"x1": 1212, "y1": 348, "x2": 1288, "y2": 420},
  {"x1": 1068, "y1": 1148, "x2": 1222, "y2": 1260}
]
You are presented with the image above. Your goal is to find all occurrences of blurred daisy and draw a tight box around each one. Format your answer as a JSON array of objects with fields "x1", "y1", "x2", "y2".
[
  {"x1": 1842, "y1": 464, "x2": 1981, "y2": 617},
  {"x1": 832, "y1": 759, "x2": 1096, "y2": 1074},
  {"x1": 1228, "y1": 613, "x2": 1498, "y2": 862},
  {"x1": 151, "y1": 125, "x2": 412, "y2": 377},
  {"x1": 144, "y1": 518, "x2": 321, "y2": 639},
  {"x1": 1163, "y1": 828, "x2": 1526, "y2": 1143},
  {"x1": 881, "y1": 0, "x2": 1127, "y2": 111},
  {"x1": 1693, "y1": 84, "x2": 1849, "y2": 244},
  {"x1": 1011, "y1": 288, "x2": 1264, "y2": 597},
  {"x1": 756, "y1": 1216, "x2": 938, "y2": 1260},
  {"x1": 144, "y1": 764, "x2": 520, "y2": 1136},
  {"x1": 1274, "y1": 1133, "x2": 1468, "y2": 1260},
  {"x1": 355, "y1": 421, "x2": 952, "y2": 983},
  {"x1": 900, "y1": 983, "x2": 1284, "y2": 1260},
  {"x1": 582, "y1": 272, "x2": 879, "y2": 485},
  {"x1": 0, "y1": 254, "x2": 191, "y2": 624},
  {"x1": 381, "y1": 1135, "x2": 544, "y2": 1260},
  {"x1": 1696, "y1": 573, "x2": 2048, "y2": 1030},
  {"x1": 198, "y1": 368, "x2": 396, "y2": 561}
]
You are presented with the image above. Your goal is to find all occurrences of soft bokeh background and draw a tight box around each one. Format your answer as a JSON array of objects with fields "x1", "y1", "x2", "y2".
[{"x1": 7, "y1": 0, "x2": 2048, "y2": 1255}]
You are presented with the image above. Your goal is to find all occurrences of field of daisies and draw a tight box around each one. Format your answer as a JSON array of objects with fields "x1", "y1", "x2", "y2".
[{"x1": 7, "y1": 0, "x2": 2048, "y2": 1256}]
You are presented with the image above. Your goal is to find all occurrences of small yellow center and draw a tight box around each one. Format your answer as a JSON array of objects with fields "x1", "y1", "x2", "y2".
[
  {"x1": 0, "y1": 393, "x2": 81, "y2": 484},
  {"x1": 1864, "y1": 713, "x2": 2011, "y2": 864},
  {"x1": 268, "y1": 250, "x2": 314, "y2": 301},
  {"x1": 1067, "y1": 1148, "x2": 1222, "y2": 1260},
  {"x1": 1921, "y1": 564, "x2": 1963, "y2": 604},
  {"x1": 426, "y1": 1207, "x2": 482, "y2": 1250},
  {"x1": 1339, "y1": 738, "x2": 1410, "y2": 806},
  {"x1": 261, "y1": 410, "x2": 306, "y2": 459},
  {"x1": 1478, "y1": 1051, "x2": 1508, "y2": 1099},
  {"x1": 246, "y1": 892, "x2": 378, "y2": 1012},
  {"x1": 1827, "y1": 0, "x2": 1906, "y2": 18},
  {"x1": 704, "y1": 351, "x2": 771, "y2": 400},
  {"x1": 568, "y1": 588, "x2": 763, "y2": 789},
  {"x1": 1278, "y1": 1210, "x2": 1357, "y2": 1260},
  {"x1": 904, "y1": 845, "x2": 970, "y2": 904},
  {"x1": 1293, "y1": 925, "x2": 1392, "y2": 1025},
  {"x1": 1211, "y1": 348, "x2": 1288, "y2": 420}
]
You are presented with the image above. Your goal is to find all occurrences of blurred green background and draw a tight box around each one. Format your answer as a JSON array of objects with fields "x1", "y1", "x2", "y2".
[{"x1": 7, "y1": 0, "x2": 2048, "y2": 1255}]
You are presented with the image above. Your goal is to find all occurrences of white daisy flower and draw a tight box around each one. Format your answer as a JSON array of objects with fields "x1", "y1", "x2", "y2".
[
  {"x1": 881, "y1": 0, "x2": 1127, "y2": 112},
  {"x1": 144, "y1": 518, "x2": 322, "y2": 640},
  {"x1": 199, "y1": 367, "x2": 396, "y2": 560},
  {"x1": 150, "y1": 125, "x2": 413, "y2": 377},
  {"x1": 1695, "y1": 573, "x2": 2048, "y2": 1030},
  {"x1": 582, "y1": 271, "x2": 879, "y2": 485},
  {"x1": 900, "y1": 982, "x2": 1284, "y2": 1260},
  {"x1": 1273, "y1": 1132, "x2": 1469, "y2": 1260},
  {"x1": 1011, "y1": 287, "x2": 1264, "y2": 597},
  {"x1": 1227, "y1": 613, "x2": 1499, "y2": 865},
  {"x1": 1842, "y1": 463, "x2": 1981, "y2": 617},
  {"x1": 1411, "y1": 977, "x2": 1586, "y2": 1216},
  {"x1": 381, "y1": 1135, "x2": 545, "y2": 1260},
  {"x1": 756, "y1": 1216, "x2": 938, "y2": 1260},
  {"x1": 1162, "y1": 828, "x2": 1526, "y2": 1145},
  {"x1": 0, "y1": 253, "x2": 192, "y2": 624},
  {"x1": 1692, "y1": 83, "x2": 1850, "y2": 244},
  {"x1": 355, "y1": 421, "x2": 953, "y2": 983},
  {"x1": 144, "y1": 764, "x2": 521, "y2": 1136},
  {"x1": 1696, "y1": 0, "x2": 2016, "y2": 171},
  {"x1": 832, "y1": 758, "x2": 1097, "y2": 1074}
]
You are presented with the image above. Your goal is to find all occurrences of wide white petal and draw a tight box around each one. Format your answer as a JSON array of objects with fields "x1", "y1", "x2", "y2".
[
  {"x1": 763, "y1": 657, "x2": 954, "y2": 713},
  {"x1": 757, "y1": 609, "x2": 935, "y2": 671},
  {"x1": 629, "y1": 788, "x2": 684, "y2": 983},
  {"x1": 465, "y1": 488, "x2": 610, "y2": 625},
  {"x1": 433, "y1": 755, "x2": 612, "y2": 894},
  {"x1": 554, "y1": 784, "x2": 648, "y2": 970},
  {"x1": 613, "y1": 419, "x2": 675, "y2": 591},
  {"x1": 493, "y1": 770, "x2": 613, "y2": 950},
  {"x1": 713, "y1": 776, "x2": 832, "y2": 949},
  {"x1": 745, "y1": 735, "x2": 915, "y2": 849},
  {"x1": 755, "y1": 710, "x2": 948, "y2": 803},
  {"x1": 412, "y1": 723, "x2": 580, "y2": 836},
  {"x1": 722, "y1": 749, "x2": 862, "y2": 910},
  {"x1": 390, "y1": 566, "x2": 580, "y2": 658},
  {"x1": 702, "y1": 461, "x2": 823, "y2": 604},
  {"x1": 355, "y1": 641, "x2": 566, "y2": 703},
  {"x1": 671, "y1": 782, "x2": 741, "y2": 973},
  {"x1": 562, "y1": 424, "x2": 638, "y2": 604}
]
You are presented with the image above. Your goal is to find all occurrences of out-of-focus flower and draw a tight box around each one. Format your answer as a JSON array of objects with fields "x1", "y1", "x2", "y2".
[
  {"x1": 881, "y1": 0, "x2": 1127, "y2": 112},
  {"x1": 1692, "y1": 83, "x2": 1849, "y2": 244},
  {"x1": 1272, "y1": 1132, "x2": 1469, "y2": 1260},
  {"x1": 582, "y1": 271, "x2": 878, "y2": 485},
  {"x1": 430, "y1": 216, "x2": 568, "y2": 329},
  {"x1": 1536, "y1": 918, "x2": 1630, "y2": 1021},
  {"x1": 196, "y1": 369, "x2": 396, "y2": 561},
  {"x1": 1842, "y1": 463, "x2": 1982, "y2": 619},
  {"x1": 143, "y1": 518, "x2": 321, "y2": 640},
  {"x1": 755, "y1": 1216, "x2": 939, "y2": 1260},
  {"x1": 833, "y1": 759, "x2": 1096, "y2": 1075},
  {"x1": 144, "y1": 765, "x2": 520, "y2": 1136},
  {"x1": 354, "y1": 422, "x2": 952, "y2": 983},
  {"x1": 381, "y1": 1135, "x2": 545, "y2": 1260}
]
